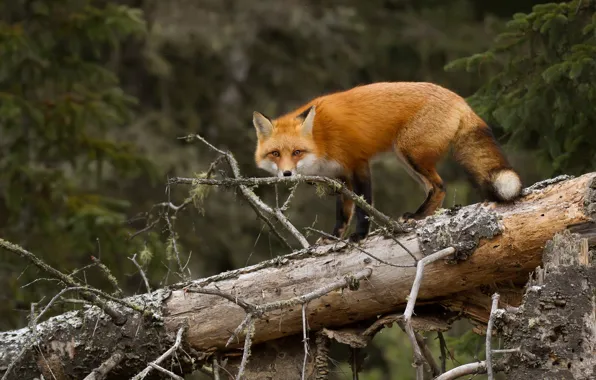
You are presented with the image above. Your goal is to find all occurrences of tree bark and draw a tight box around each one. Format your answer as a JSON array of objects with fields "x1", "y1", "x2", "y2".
[
  {"x1": 1, "y1": 173, "x2": 595, "y2": 379},
  {"x1": 166, "y1": 173, "x2": 596, "y2": 351},
  {"x1": 496, "y1": 230, "x2": 596, "y2": 379}
]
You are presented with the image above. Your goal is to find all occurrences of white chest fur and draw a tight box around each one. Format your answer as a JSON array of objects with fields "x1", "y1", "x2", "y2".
[{"x1": 296, "y1": 154, "x2": 345, "y2": 178}]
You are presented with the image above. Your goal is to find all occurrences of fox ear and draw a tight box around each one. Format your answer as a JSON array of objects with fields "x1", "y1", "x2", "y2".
[
  {"x1": 297, "y1": 106, "x2": 316, "y2": 135},
  {"x1": 253, "y1": 111, "x2": 274, "y2": 138}
]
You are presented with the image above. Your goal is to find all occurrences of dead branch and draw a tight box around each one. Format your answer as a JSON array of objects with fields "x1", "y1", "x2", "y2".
[
  {"x1": 147, "y1": 363, "x2": 184, "y2": 380},
  {"x1": 0, "y1": 238, "x2": 130, "y2": 325},
  {"x1": 306, "y1": 227, "x2": 415, "y2": 268},
  {"x1": 236, "y1": 318, "x2": 256, "y2": 379},
  {"x1": 403, "y1": 247, "x2": 455, "y2": 374},
  {"x1": 301, "y1": 303, "x2": 309, "y2": 380},
  {"x1": 83, "y1": 351, "x2": 124, "y2": 380},
  {"x1": 132, "y1": 325, "x2": 186, "y2": 380},
  {"x1": 130, "y1": 253, "x2": 152, "y2": 293},
  {"x1": 180, "y1": 134, "x2": 310, "y2": 248},
  {"x1": 485, "y1": 293, "x2": 500, "y2": 380},
  {"x1": 438, "y1": 332, "x2": 448, "y2": 373},
  {"x1": 90, "y1": 256, "x2": 124, "y2": 297},
  {"x1": 413, "y1": 330, "x2": 441, "y2": 377},
  {"x1": 434, "y1": 361, "x2": 486, "y2": 380}
]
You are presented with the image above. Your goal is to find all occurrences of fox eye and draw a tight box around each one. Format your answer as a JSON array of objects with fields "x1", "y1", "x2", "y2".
[
  {"x1": 270, "y1": 151, "x2": 280, "y2": 157},
  {"x1": 292, "y1": 150, "x2": 303, "y2": 156}
]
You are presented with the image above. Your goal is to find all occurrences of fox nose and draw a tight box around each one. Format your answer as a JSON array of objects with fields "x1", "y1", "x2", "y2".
[{"x1": 283, "y1": 170, "x2": 292, "y2": 177}]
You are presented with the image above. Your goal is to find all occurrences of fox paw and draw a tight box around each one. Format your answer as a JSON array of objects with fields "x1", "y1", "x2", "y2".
[
  {"x1": 348, "y1": 232, "x2": 367, "y2": 243},
  {"x1": 315, "y1": 236, "x2": 337, "y2": 245},
  {"x1": 398, "y1": 212, "x2": 420, "y2": 225}
]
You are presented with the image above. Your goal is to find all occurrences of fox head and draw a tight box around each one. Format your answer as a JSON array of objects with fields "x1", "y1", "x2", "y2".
[{"x1": 252, "y1": 106, "x2": 320, "y2": 177}]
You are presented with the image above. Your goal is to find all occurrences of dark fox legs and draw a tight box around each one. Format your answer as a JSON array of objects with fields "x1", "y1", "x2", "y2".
[
  {"x1": 332, "y1": 177, "x2": 354, "y2": 238},
  {"x1": 333, "y1": 165, "x2": 372, "y2": 243}
]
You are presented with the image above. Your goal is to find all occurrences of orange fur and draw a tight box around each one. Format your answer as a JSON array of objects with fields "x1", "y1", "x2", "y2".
[{"x1": 252, "y1": 82, "x2": 522, "y2": 240}]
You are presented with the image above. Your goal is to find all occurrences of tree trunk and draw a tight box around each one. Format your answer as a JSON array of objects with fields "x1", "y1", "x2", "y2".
[{"x1": 1, "y1": 173, "x2": 595, "y2": 379}]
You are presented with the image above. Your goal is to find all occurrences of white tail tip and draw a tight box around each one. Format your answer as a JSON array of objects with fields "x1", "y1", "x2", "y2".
[{"x1": 493, "y1": 170, "x2": 522, "y2": 201}]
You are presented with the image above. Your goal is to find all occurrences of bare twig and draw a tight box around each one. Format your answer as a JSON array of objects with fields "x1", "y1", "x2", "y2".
[
  {"x1": 69, "y1": 262, "x2": 97, "y2": 279},
  {"x1": 301, "y1": 303, "x2": 310, "y2": 380},
  {"x1": 180, "y1": 134, "x2": 310, "y2": 248},
  {"x1": 128, "y1": 217, "x2": 161, "y2": 240},
  {"x1": 0, "y1": 238, "x2": 129, "y2": 325},
  {"x1": 256, "y1": 268, "x2": 373, "y2": 313},
  {"x1": 33, "y1": 287, "x2": 91, "y2": 326},
  {"x1": 403, "y1": 247, "x2": 455, "y2": 321},
  {"x1": 382, "y1": 227, "x2": 418, "y2": 262},
  {"x1": 281, "y1": 183, "x2": 300, "y2": 212},
  {"x1": 486, "y1": 293, "x2": 500, "y2": 380},
  {"x1": 130, "y1": 253, "x2": 152, "y2": 293},
  {"x1": 402, "y1": 247, "x2": 455, "y2": 374},
  {"x1": 306, "y1": 228, "x2": 415, "y2": 268},
  {"x1": 83, "y1": 351, "x2": 125, "y2": 380},
  {"x1": 415, "y1": 366, "x2": 424, "y2": 380},
  {"x1": 183, "y1": 287, "x2": 256, "y2": 314},
  {"x1": 245, "y1": 199, "x2": 294, "y2": 250},
  {"x1": 21, "y1": 277, "x2": 60, "y2": 289},
  {"x1": 414, "y1": 330, "x2": 441, "y2": 376},
  {"x1": 132, "y1": 326, "x2": 186, "y2": 380},
  {"x1": 438, "y1": 331, "x2": 447, "y2": 373},
  {"x1": 59, "y1": 298, "x2": 89, "y2": 305},
  {"x1": 147, "y1": 363, "x2": 184, "y2": 380},
  {"x1": 1, "y1": 344, "x2": 29, "y2": 380},
  {"x1": 226, "y1": 313, "x2": 254, "y2": 347},
  {"x1": 90, "y1": 256, "x2": 124, "y2": 297},
  {"x1": 164, "y1": 213, "x2": 190, "y2": 281},
  {"x1": 236, "y1": 318, "x2": 255, "y2": 380},
  {"x1": 492, "y1": 348, "x2": 520, "y2": 354},
  {"x1": 434, "y1": 361, "x2": 486, "y2": 380},
  {"x1": 394, "y1": 320, "x2": 441, "y2": 378},
  {"x1": 213, "y1": 355, "x2": 221, "y2": 380}
]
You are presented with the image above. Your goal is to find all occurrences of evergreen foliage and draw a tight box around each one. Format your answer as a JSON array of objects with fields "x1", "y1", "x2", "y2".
[
  {"x1": 0, "y1": 0, "x2": 164, "y2": 327},
  {"x1": 446, "y1": 0, "x2": 596, "y2": 175}
]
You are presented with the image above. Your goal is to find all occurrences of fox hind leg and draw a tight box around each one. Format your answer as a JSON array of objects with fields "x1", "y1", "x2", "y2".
[
  {"x1": 395, "y1": 148, "x2": 446, "y2": 221},
  {"x1": 402, "y1": 171, "x2": 446, "y2": 220}
]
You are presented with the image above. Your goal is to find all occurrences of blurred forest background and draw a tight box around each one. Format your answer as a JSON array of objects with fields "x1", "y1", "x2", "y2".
[{"x1": 1, "y1": 0, "x2": 595, "y2": 379}]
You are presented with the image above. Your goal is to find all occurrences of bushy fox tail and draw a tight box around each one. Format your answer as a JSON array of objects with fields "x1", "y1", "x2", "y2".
[{"x1": 453, "y1": 116, "x2": 522, "y2": 202}]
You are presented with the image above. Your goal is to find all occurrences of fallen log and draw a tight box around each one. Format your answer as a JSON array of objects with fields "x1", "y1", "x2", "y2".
[
  {"x1": 165, "y1": 173, "x2": 596, "y2": 351},
  {"x1": 1, "y1": 173, "x2": 595, "y2": 379}
]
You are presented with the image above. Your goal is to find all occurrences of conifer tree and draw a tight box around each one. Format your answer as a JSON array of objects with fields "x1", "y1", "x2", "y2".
[
  {"x1": 446, "y1": 0, "x2": 596, "y2": 175},
  {"x1": 0, "y1": 0, "x2": 162, "y2": 328}
]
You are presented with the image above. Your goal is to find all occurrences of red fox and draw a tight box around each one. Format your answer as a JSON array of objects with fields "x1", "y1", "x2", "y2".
[{"x1": 252, "y1": 82, "x2": 522, "y2": 242}]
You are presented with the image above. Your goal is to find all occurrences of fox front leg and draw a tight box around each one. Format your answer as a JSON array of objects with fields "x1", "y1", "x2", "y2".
[{"x1": 349, "y1": 166, "x2": 372, "y2": 243}]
